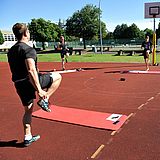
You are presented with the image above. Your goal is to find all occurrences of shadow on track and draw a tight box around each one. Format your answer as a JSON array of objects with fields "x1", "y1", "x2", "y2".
[{"x1": 0, "y1": 140, "x2": 25, "y2": 148}]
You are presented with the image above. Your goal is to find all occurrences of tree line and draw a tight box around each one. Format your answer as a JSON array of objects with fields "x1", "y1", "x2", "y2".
[{"x1": 0, "y1": 4, "x2": 160, "y2": 49}]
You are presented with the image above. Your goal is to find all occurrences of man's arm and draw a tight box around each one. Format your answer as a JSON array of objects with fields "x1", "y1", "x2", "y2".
[{"x1": 25, "y1": 58, "x2": 47, "y2": 99}]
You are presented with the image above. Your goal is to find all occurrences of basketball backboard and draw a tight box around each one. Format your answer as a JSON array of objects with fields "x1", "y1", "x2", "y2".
[{"x1": 145, "y1": 2, "x2": 160, "y2": 18}]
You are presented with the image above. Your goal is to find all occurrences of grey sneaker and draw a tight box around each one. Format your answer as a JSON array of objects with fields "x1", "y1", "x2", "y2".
[
  {"x1": 24, "y1": 135, "x2": 40, "y2": 147},
  {"x1": 37, "y1": 99, "x2": 51, "y2": 112}
]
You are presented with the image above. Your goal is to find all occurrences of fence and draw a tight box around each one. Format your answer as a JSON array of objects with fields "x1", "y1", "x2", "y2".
[{"x1": 35, "y1": 39, "x2": 144, "y2": 49}]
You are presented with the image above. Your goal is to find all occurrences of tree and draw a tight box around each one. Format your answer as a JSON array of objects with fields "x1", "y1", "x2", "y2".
[
  {"x1": 139, "y1": 30, "x2": 145, "y2": 39},
  {"x1": 28, "y1": 18, "x2": 62, "y2": 50},
  {"x1": 126, "y1": 23, "x2": 141, "y2": 39},
  {"x1": 65, "y1": 4, "x2": 107, "y2": 49},
  {"x1": 105, "y1": 32, "x2": 114, "y2": 39},
  {"x1": 144, "y1": 28, "x2": 153, "y2": 39},
  {"x1": 113, "y1": 24, "x2": 128, "y2": 39},
  {"x1": 113, "y1": 25, "x2": 121, "y2": 39},
  {"x1": 0, "y1": 30, "x2": 4, "y2": 44},
  {"x1": 113, "y1": 23, "x2": 143, "y2": 39},
  {"x1": 120, "y1": 24, "x2": 129, "y2": 38},
  {"x1": 99, "y1": 21, "x2": 107, "y2": 39}
]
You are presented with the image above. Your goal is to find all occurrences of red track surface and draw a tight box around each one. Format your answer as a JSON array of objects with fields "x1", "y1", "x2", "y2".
[{"x1": 1, "y1": 62, "x2": 160, "y2": 160}]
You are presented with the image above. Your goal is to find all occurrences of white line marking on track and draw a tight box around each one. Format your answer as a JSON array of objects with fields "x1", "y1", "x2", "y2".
[
  {"x1": 91, "y1": 144, "x2": 105, "y2": 159},
  {"x1": 111, "y1": 128, "x2": 122, "y2": 136},
  {"x1": 144, "y1": 102, "x2": 149, "y2": 105},
  {"x1": 147, "y1": 97, "x2": 154, "y2": 102},
  {"x1": 111, "y1": 131, "x2": 117, "y2": 136},
  {"x1": 138, "y1": 96, "x2": 155, "y2": 110},
  {"x1": 127, "y1": 113, "x2": 134, "y2": 119},
  {"x1": 138, "y1": 104, "x2": 145, "y2": 110}
]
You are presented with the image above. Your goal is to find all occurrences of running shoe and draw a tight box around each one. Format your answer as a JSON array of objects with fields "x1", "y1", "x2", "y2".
[
  {"x1": 24, "y1": 135, "x2": 40, "y2": 147},
  {"x1": 37, "y1": 99, "x2": 51, "y2": 112}
]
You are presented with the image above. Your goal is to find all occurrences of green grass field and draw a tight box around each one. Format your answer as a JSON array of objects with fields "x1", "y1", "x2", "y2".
[{"x1": 1, "y1": 52, "x2": 160, "y2": 63}]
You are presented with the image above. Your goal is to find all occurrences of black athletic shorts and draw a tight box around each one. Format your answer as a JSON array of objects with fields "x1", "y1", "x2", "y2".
[
  {"x1": 143, "y1": 49, "x2": 150, "y2": 59},
  {"x1": 14, "y1": 73, "x2": 53, "y2": 106},
  {"x1": 60, "y1": 51, "x2": 67, "y2": 59}
]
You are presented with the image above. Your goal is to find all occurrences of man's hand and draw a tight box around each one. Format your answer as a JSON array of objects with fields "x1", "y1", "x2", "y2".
[{"x1": 38, "y1": 89, "x2": 48, "y2": 100}]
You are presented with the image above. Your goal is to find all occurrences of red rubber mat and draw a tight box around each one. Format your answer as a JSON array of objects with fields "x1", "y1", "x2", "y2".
[{"x1": 33, "y1": 105, "x2": 128, "y2": 130}]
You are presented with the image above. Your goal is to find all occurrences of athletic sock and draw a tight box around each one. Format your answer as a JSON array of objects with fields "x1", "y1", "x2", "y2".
[
  {"x1": 44, "y1": 98, "x2": 48, "y2": 102},
  {"x1": 24, "y1": 134, "x2": 32, "y2": 141}
]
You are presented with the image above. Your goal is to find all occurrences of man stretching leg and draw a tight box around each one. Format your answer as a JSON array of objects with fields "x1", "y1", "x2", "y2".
[{"x1": 7, "y1": 23, "x2": 62, "y2": 147}]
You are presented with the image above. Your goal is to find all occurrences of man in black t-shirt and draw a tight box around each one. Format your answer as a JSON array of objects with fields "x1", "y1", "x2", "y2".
[
  {"x1": 7, "y1": 23, "x2": 62, "y2": 147},
  {"x1": 141, "y1": 35, "x2": 152, "y2": 71},
  {"x1": 58, "y1": 35, "x2": 69, "y2": 70}
]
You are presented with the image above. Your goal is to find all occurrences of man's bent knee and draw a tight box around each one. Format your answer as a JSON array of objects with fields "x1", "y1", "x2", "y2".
[{"x1": 50, "y1": 72, "x2": 62, "y2": 82}]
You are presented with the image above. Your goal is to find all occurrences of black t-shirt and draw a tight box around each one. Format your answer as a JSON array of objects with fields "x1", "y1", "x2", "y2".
[
  {"x1": 7, "y1": 42, "x2": 37, "y2": 82},
  {"x1": 142, "y1": 41, "x2": 152, "y2": 51},
  {"x1": 59, "y1": 41, "x2": 67, "y2": 53}
]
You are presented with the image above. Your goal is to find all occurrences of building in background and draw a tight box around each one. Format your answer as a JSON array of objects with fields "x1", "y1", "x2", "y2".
[
  {"x1": 0, "y1": 30, "x2": 34, "y2": 50},
  {"x1": 2, "y1": 30, "x2": 16, "y2": 41},
  {"x1": 0, "y1": 30, "x2": 16, "y2": 50}
]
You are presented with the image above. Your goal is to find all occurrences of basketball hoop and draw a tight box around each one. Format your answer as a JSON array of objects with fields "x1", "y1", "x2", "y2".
[
  {"x1": 149, "y1": 6, "x2": 160, "y2": 18},
  {"x1": 145, "y1": 2, "x2": 160, "y2": 18},
  {"x1": 144, "y1": 2, "x2": 160, "y2": 66}
]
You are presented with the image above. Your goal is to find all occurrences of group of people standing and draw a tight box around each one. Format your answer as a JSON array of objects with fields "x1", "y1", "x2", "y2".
[
  {"x1": 7, "y1": 22, "x2": 154, "y2": 147},
  {"x1": 59, "y1": 34, "x2": 153, "y2": 71}
]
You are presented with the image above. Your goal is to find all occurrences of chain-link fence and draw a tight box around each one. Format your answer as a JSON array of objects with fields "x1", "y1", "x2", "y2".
[{"x1": 35, "y1": 39, "x2": 144, "y2": 49}]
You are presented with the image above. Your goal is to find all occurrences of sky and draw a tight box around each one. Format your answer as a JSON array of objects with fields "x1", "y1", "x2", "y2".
[{"x1": 1, "y1": 0, "x2": 160, "y2": 32}]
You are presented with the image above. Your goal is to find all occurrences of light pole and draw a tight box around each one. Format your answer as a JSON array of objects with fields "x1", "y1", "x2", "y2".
[{"x1": 99, "y1": 0, "x2": 103, "y2": 54}]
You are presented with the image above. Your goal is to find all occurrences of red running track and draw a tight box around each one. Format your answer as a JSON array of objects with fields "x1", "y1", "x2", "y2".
[{"x1": 1, "y1": 62, "x2": 160, "y2": 160}]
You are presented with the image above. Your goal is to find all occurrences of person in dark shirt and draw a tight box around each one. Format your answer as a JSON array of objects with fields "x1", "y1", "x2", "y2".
[
  {"x1": 141, "y1": 35, "x2": 152, "y2": 71},
  {"x1": 7, "y1": 23, "x2": 62, "y2": 147},
  {"x1": 58, "y1": 35, "x2": 69, "y2": 70}
]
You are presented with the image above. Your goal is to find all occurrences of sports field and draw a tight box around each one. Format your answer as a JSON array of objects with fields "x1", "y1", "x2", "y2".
[
  {"x1": 1, "y1": 52, "x2": 160, "y2": 63},
  {"x1": 1, "y1": 61, "x2": 160, "y2": 160}
]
